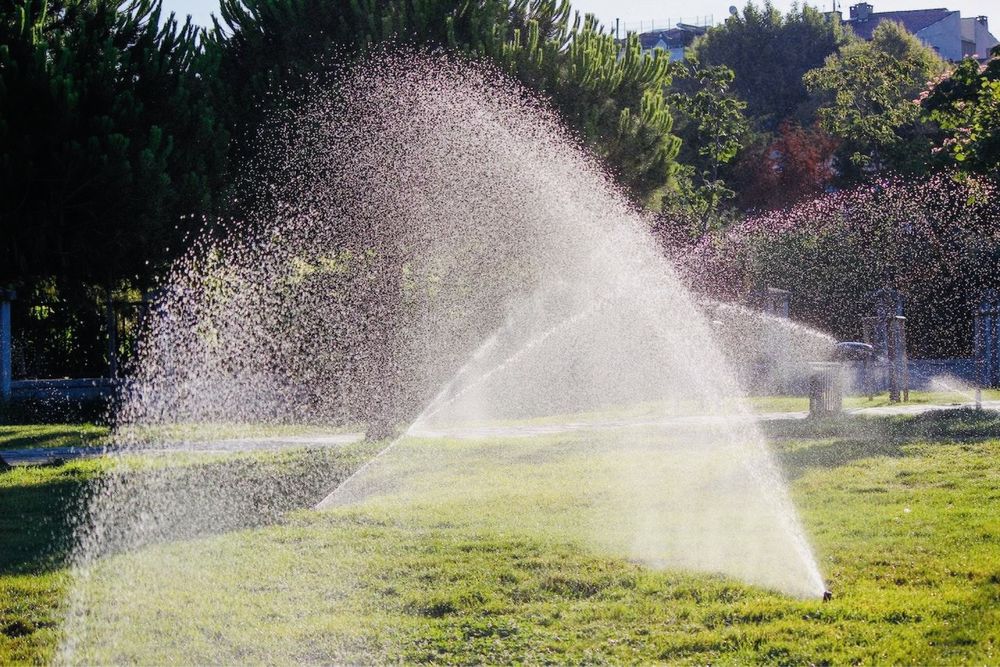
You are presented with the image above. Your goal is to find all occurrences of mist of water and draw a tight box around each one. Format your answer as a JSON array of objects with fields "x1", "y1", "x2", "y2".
[{"x1": 60, "y1": 56, "x2": 827, "y2": 664}]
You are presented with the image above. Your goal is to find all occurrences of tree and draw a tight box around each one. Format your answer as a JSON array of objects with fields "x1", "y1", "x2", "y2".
[
  {"x1": 804, "y1": 20, "x2": 945, "y2": 176},
  {"x1": 207, "y1": 0, "x2": 680, "y2": 209},
  {"x1": 0, "y1": 0, "x2": 227, "y2": 289},
  {"x1": 665, "y1": 60, "x2": 749, "y2": 234},
  {"x1": 921, "y1": 46, "x2": 1000, "y2": 175},
  {"x1": 733, "y1": 121, "x2": 839, "y2": 211},
  {"x1": 693, "y1": 2, "x2": 853, "y2": 130},
  {"x1": 0, "y1": 0, "x2": 229, "y2": 379}
]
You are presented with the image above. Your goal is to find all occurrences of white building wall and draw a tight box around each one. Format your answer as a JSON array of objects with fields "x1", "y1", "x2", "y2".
[
  {"x1": 973, "y1": 20, "x2": 999, "y2": 57},
  {"x1": 916, "y1": 12, "x2": 963, "y2": 61}
]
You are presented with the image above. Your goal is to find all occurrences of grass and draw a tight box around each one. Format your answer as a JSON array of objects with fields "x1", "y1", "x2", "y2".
[
  {"x1": 1, "y1": 390, "x2": 991, "y2": 451},
  {"x1": 3, "y1": 410, "x2": 1000, "y2": 663},
  {"x1": 0, "y1": 460, "x2": 104, "y2": 663},
  {"x1": 749, "y1": 388, "x2": 1000, "y2": 414}
]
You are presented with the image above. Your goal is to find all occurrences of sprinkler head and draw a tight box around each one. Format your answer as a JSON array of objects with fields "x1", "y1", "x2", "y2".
[{"x1": 822, "y1": 590, "x2": 833, "y2": 602}]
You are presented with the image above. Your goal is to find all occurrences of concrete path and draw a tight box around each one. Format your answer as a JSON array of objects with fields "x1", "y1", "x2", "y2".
[
  {"x1": 409, "y1": 401, "x2": 1000, "y2": 440},
  {"x1": 1, "y1": 446, "x2": 102, "y2": 467},
  {"x1": 4, "y1": 400, "x2": 1000, "y2": 467},
  {"x1": 847, "y1": 399, "x2": 1000, "y2": 416}
]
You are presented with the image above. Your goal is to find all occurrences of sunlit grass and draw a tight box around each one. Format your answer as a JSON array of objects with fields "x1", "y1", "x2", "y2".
[
  {"x1": 3, "y1": 412, "x2": 1000, "y2": 664},
  {"x1": 750, "y1": 388, "x2": 1000, "y2": 414}
]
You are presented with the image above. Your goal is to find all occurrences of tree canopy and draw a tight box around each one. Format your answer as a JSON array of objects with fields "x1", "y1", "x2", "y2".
[
  {"x1": 804, "y1": 20, "x2": 945, "y2": 175},
  {"x1": 0, "y1": 0, "x2": 226, "y2": 288},
  {"x1": 693, "y1": 2, "x2": 853, "y2": 130},
  {"x1": 921, "y1": 46, "x2": 1000, "y2": 175},
  {"x1": 665, "y1": 61, "x2": 749, "y2": 234},
  {"x1": 208, "y1": 0, "x2": 680, "y2": 208}
]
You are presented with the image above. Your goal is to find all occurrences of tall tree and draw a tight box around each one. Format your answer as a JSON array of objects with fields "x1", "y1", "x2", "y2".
[
  {"x1": 665, "y1": 60, "x2": 749, "y2": 234},
  {"x1": 693, "y1": 1, "x2": 853, "y2": 130},
  {"x1": 206, "y1": 0, "x2": 680, "y2": 208},
  {"x1": 921, "y1": 46, "x2": 1000, "y2": 176},
  {"x1": 0, "y1": 0, "x2": 227, "y2": 288},
  {"x1": 804, "y1": 20, "x2": 945, "y2": 176}
]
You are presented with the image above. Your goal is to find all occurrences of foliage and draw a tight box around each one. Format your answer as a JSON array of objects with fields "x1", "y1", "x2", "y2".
[
  {"x1": 665, "y1": 60, "x2": 749, "y2": 234},
  {"x1": 208, "y1": 0, "x2": 680, "y2": 208},
  {"x1": 681, "y1": 174, "x2": 1000, "y2": 357},
  {"x1": 804, "y1": 20, "x2": 946, "y2": 176},
  {"x1": 921, "y1": 46, "x2": 1000, "y2": 175},
  {"x1": 733, "y1": 120, "x2": 839, "y2": 211},
  {"x1": 5, "y1": 414, "x2": 1000, "y2": 662},
  {"x1": 693, "y1": 1, "x2": 853, "y2": 130},
  {"x1": 0, "y1": 0, "x2": 227, "y2": 288}
]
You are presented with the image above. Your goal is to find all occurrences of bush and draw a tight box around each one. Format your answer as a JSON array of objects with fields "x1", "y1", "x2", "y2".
[{"x1": 680, "y1": 174, "x2": 1000, "y2": 357}]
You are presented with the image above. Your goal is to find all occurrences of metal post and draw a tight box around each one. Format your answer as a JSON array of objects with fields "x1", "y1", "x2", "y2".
[
  {"x1": 1, "y1": 289, "x2": 15, "y2": 401},
  {"x1": 896, "y1": 316, "x2": 909, "y2": 402},
  {"x1": 106, "y1": 294, "x2": 118, "y2": 378},
  {"x1": 887, "y1": 315, "x2": 899, "y2": 403},
  {"x1": 975, "y1": 308, "x2": 982, "y2": 405},
  {"x1": 987, "y1": 295, "x2": 1000, "y2": 387}
]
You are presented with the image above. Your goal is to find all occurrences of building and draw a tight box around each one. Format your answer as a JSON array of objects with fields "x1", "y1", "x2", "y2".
[
  {"x1": 962, "y1": 15, "x2": 999, "y2": 59},
  {"x1": 842, "y1": 3, "x2": 998, "y2": 61},
  {"x1": 637, "y1": 23, "x2": 709, "y2": 61}
]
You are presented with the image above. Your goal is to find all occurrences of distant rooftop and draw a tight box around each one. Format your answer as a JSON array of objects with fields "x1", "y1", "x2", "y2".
[
  {"x1": 637, "y1": 24, "x2": 708, "y2": 51},
  {"x1": 843, "y1": 5, "x2": 955, "y2": 40}
]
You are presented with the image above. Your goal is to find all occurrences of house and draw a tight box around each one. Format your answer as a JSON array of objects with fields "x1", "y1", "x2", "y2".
[
  {"x1": 842, "y1": 3, "x2": 998, "y2": 61},
  {"x1": 637, "y1": 23, "x2": 709, "y2": 61},
  {"x1": 961, "y1": 15, "x2": 999, "y2": 59}
]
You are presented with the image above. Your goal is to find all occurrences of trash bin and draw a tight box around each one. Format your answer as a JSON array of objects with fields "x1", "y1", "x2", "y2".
[{"x1": 808, "y1": 361, "x2": 843, "y2": 417}]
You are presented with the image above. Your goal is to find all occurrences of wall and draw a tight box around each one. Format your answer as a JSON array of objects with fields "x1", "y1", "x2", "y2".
[{"x1": 917, "y1": 11, "x2": 963, "y2": 61}]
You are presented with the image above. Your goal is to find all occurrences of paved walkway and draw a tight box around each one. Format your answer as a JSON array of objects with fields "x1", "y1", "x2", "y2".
[
  {"x1": 411, "y1": 401, "x2": 1000, "y2": 440},
  {"x1": 848, "y1": 399, "x2": 1000, "y2": 416},
  {"x1": 4, "y1": 400, "x2": 1000, "y2": 467}
]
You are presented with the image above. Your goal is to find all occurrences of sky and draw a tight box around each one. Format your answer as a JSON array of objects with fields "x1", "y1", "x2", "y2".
[{"x1": 162, "y1": 0, "x2": 997, "y2": 36}]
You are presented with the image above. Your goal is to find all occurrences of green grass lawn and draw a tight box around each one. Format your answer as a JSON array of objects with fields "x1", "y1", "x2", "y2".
[
  {"x1": 749, "y1": 388, "x2": 1000, "y2": 414},
  {"x1": 2, "y1": 389, "x2": 993, "y2": 452},
  {"x1": 3, "y1": 411, "x2": 1000, "y2": 664}
]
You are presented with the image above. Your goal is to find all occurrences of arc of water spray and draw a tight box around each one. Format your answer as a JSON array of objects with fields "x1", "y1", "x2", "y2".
[
  {"x1": 315, "y1": 286, "x2": 823, "y2": 600},
  {"x1": 412, "y1": 302, "x2": 601, "y2": 429},
  {"x1": 314, "y1": 299, "x2": 602, "y2": 509},
  {"x1": 313, "y1": 328, "x2": 503, "y2": 510},
  {"x1": 632, "y1": 292, "x2": 829, "y2": 597}
]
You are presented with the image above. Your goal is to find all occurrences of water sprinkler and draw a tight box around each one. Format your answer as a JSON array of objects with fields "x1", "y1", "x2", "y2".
[{"x1": 822, "y1": 590, "x2": 833, "y2": 602}]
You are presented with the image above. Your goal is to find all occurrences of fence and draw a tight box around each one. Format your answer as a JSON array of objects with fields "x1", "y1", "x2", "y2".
[
  {"x1": 975, "y1": 290, "x2": 1000, "y2": 388},
  {"x1": 1, "y1": 289, "x2": 149, "y2": 403}
]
